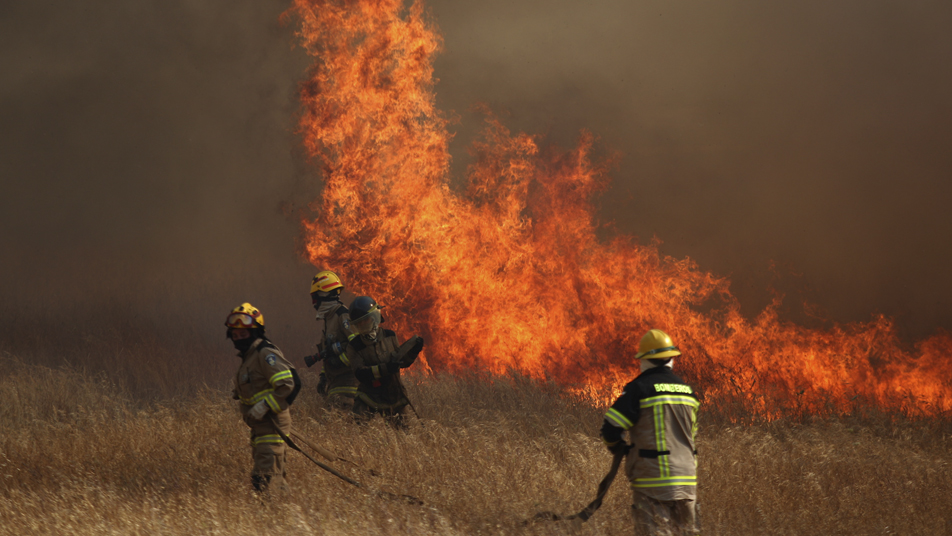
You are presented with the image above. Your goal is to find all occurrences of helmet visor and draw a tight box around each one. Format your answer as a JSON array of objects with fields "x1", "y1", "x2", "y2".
[
  {"x1": 225, "y1": 312, "x2": 257, "y2": 329},
  {"x1": 352, "y1": 310, "x2": 381, "y2": 336}
]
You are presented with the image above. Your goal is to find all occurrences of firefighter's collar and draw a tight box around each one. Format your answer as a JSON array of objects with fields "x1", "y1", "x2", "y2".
[{"x1": 239, "y1": 337, "x2": 266, "y2": 359}]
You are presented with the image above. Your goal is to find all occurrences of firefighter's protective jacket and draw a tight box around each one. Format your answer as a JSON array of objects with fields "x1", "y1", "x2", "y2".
[
  {"x1": 330, "y1": 328, "x2": 407, "y2": 410},
  {"x1": 233, "y1": 338, "x2": 296, "y2": 425},
  {"x1": 601, "y1": 366, "x2": 699, "y2": 502},
  {"x1": 320, "y1": 305, "x2": 359, "y2": 398}
]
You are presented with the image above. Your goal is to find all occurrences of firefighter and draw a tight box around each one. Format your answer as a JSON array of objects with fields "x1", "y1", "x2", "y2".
[
  {"x1": 304, "y1": 270, "x2": 358, "y2": 409},
  {"x1": 326, "y1": 296, "x2": 424, "y2": 425},
  {"x1": 226, "y1": 302, "x2": 300, "y2": 494},
  {"x1": 601, "y1": 329, "x2": 699, "y2": 535}
]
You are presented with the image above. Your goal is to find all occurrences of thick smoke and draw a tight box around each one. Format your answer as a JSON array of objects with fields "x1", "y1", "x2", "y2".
[
  {"x1": 429, "y1": 0, "x2": 952, "y2": 340},
  {"x1": 0, "y1": 0, "x2": 319, "y2": 367},
  {"x1": 2, "y1": 2, "x2": 303, "y2": 252},
  {"x1": 2, "y1": 0, "x2": 950, "y2": 372}
]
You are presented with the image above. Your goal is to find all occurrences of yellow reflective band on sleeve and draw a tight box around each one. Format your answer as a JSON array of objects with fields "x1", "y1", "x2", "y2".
[
  {"x1": 602, "y1": 438, "x2": 619, "y2": 447},
  {"x1": 252, "y1": 434, "x2": 285, "y2": 446},
  {"x1": 639, "y1": 395, "x2": 699, "y2": 409},
  {"x1": 339, "y1": 352, "x2": 350, "y2": 366},
  {"x1": 371, "y1": 365, "x2": 382, "y2": 379},
  {"x1": 605, "y1": 408, "x2": 634, "y2": 430},
  {"x1": 269, "y1": 370, "x2": 293, "y2": 385},
  {"x1": 632, "y1": 476, "x2": 697, "y2": 488},
  {"x1": 264, "y1": 393, "x2": 280, "y2": 413},
  {"x1": 240, "y1": 388, "x2": 276, "y2": 406},
  {"x1": 347, "y1": 333, "x2": 358, "y2": 341},
  {"x1": 328, "y1": 386, "x2": 358, "y2": 396}
]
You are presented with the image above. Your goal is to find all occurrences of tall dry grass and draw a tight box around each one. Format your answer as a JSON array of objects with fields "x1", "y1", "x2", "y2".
[{"x1": 2, "y1": 354, "x2": 951, "y2": 535}]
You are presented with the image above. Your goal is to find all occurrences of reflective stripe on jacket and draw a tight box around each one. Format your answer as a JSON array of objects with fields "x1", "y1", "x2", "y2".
[
  {"x1": 322, "y1": 305, "x2": 360, "y2": 396},
  {"x1": 251, "y1": 434, "x2": 284, "y2": 446},
  {"x1": 346, "y1": 329, "x2": 408, "y2": 410},
  {"x1": 233, "y1": 339, "x2": 296, "y2": 423},
  {"x1": 602, "y1": 366, "x2": 699, "y2": 502}
]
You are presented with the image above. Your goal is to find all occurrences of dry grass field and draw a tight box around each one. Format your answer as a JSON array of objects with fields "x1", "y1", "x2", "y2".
[{"x1": 2, "y1": 349, "x2": 951, "y2": 535}]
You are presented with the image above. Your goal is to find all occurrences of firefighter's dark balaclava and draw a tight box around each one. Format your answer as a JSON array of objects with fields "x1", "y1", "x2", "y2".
[
  {"x1": 640, "y1": 357, "x2": 674, "y2": 373},
  {"x1": 230, "y1": 328, "x2": 262, "y2": 354}
]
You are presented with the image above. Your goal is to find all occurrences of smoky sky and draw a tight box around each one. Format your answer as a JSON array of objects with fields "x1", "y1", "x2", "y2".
[{"x1": 2, "y1": 0, "x2": 951, "y2": 343}]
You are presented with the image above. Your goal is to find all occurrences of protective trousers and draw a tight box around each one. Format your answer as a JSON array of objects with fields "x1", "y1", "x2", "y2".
[
  {"x1": 249, "y1": 411, "x2": 291, "y2": 494},
  {"x1": 353, "y1": 396, "x2": 407, "y2": 427},
  {"x1": 631, "y1": 492, "x2": 698, "y2": 536},
  {"x1": 324, "y1": 391, "x2": 357, "y2": 411}
]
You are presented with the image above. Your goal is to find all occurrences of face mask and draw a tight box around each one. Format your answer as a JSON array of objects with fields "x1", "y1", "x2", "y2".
[
  {"x1": 233, "y1": 336, "x2": 255, "y2": 353},
  {"x1": 314, "y1": 300, "x2": 338, "y2": 320},
  {"x1": 360, "y1": 327, "x2": 378, "y2": 343}
]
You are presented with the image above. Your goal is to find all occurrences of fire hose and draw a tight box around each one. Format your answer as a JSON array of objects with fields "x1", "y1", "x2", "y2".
[
  {"x1": 270, "y1": 418, "x2": 361, "y2": 487},
  {"x1": 289, "y1": 430, "x2": 359, "y2": 467},
  {"x1": 269, "y1": 417, "x2": 422, "y2": 504},
  {"x1": 526, "y1": 446, "x2": 629, "y2": 524},
  {"x1": 390, "y1": 336, "x2": 425, "y2": 425}
]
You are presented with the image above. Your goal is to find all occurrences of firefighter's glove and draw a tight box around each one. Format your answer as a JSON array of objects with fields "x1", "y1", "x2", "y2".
[
  {"x1": 607, "y1": 441, "x2": 631, "y2": 456},
  {"x1": 386, "y1": 362, "x2": 401, "y2": 374},
  {"x1": 355, "y1": 367, "x2": 374, "y2": 384},
  {"x1": 248, "y1": 400, "x2": 269, "y2": 420}
]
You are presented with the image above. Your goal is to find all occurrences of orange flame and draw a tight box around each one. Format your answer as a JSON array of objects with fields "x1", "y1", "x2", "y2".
[{"x1": 286, "y1": 0, "x2": 952, "y2": 417}]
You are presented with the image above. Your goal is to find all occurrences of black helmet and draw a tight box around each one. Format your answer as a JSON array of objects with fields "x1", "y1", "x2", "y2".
[
  {"x1": 350, "y1": 296, "x2": 380, "y2": 319},
  {"x1": 350, "y1": 296, "x2": 383, "y2": 340}
]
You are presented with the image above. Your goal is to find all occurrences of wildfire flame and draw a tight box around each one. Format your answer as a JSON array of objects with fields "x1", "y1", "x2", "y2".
[{"x1": 286, "y1": 0, "x2": 952, "y2": 417}]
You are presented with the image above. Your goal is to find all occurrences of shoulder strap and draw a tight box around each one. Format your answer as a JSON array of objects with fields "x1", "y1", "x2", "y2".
[
  {"x1": 350, "y1": 337, "x2": 368, "y2": 352},
  {"x1": 286, "y1": 368, "x2": 302, "y2": 405}
]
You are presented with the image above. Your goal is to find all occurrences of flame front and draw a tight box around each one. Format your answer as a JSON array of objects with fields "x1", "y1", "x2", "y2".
[{"x1": 287, "y1": 0, "x2": 952, "y2": 417}]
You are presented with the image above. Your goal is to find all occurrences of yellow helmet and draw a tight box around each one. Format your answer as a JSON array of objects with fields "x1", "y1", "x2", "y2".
[
  {"x1": 225, "y1": 302, "x2": 265, "y2": 330},
  {"x1": 310, "y1": 270, "x2": 344, "y2": 295},
  {"x1": 634, "y1": 329, "x2": 681, "y2": 360}
]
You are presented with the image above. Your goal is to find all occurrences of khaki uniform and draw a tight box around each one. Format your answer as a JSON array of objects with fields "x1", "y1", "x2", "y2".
[
  {"x1": 331, "y1": 328, "x2": 409, "y2": 421},
  {"x1": 232, "y1": 338, "x2": 296, "y2": 493},
  {"x1": 602, "y1": 366, "x2": 700, "y2": 535},
  {"x1": 318, "y1": 305, "x2": 359, "y2": 409}
]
